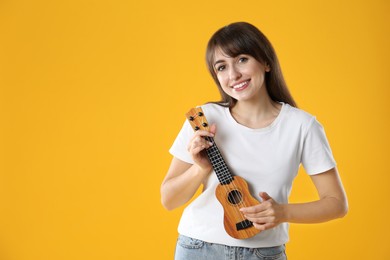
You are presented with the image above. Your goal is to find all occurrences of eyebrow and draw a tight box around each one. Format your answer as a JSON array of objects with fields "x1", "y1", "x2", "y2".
[{"x1": 213, "y1": 60, "x2": 225, "y2": 67}]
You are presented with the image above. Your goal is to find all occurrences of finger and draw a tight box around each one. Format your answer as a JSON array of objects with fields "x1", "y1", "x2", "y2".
[
  {"x1": 240, "y1": 202, "x2": 271, "y2": 214},
  {"x1": 246, "y1": 216, "x2": 268, "y2": 224},
  {"x1": 193, "y1": 137, "x2": 212, "y2": 150},
  {"x1": 191, "y1": 145, "x2": 207, "y2": 156},
  {"x1": 245, "y1": 211, "x2": 276, "y2": 222},
  {"x1": 243, "y1": 207, "x2": 273, "y2": 218},
  {"x1": 194, "y1": 141, "x2": 214, "y2": 153},
  {"x1": 240, "y1": 204, "x2": 266, "y2": 214},
  {"x1": 194, "y1": 129, "x2": 215, "y2": 138},
  {"x1": 259, "y1": 192, "x2": 272, "y2": 201},
  {"x1": 243, "y1": 210, "x2": 270, "y2": 219},
  {"x1": 188, "y1": 136, "x2": 212, "y2": 151},
  {"x1": 209, "y1": 124, "x2": 217, "y2": 135},
  {"x1": 253, "y1": 222, "x2": 275, "y2": 231},
  {"x1": 192, "y1": 136, "x2": 203, "y2": 147}
]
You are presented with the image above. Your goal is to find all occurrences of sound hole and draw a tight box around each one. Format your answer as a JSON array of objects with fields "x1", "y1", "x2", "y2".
[{"x1": 227, "y1": 190, "x2": 242, "y2": 205}]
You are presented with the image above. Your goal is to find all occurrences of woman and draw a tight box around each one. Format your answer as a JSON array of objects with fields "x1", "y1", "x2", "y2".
[{"x1": 161, "y1": 22, "x2": 348, "y2": 260}]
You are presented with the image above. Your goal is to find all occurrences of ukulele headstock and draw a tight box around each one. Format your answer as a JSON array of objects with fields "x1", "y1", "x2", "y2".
[{"x1": 185, "y1": 107, "x2": 210, "y2": 132}]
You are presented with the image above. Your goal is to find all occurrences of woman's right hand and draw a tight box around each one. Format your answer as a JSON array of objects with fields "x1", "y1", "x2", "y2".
[{"x1": 187, "y1": 124, "x2": 217, "y2": 173}]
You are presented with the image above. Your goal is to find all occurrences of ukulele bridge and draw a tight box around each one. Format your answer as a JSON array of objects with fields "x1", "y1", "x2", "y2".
[{"x1": 236, "y1": 219, "x2": 254, "y2": 231}]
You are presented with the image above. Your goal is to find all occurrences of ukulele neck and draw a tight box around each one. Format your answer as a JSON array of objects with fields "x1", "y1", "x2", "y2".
[{"x1": 204, "y1": 136, "x2": 234, "y2": 185}]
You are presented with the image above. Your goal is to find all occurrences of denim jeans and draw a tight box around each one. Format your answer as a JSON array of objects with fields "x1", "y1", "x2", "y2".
[{"x1": 175, "y1": 235, "x2": 287, "y2": 260}]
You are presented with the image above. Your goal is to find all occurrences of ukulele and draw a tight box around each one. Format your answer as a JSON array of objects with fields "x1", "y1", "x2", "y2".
[{"x1": 186, "y1": 107, "x2": 261, "y2": 239}]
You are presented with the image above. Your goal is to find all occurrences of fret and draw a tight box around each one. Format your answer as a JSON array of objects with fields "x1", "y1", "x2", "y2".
[
  {"x1": 206, "y1": 143, "x2": 233, "y2": 185},
  {"x1": 212, "y1": 160, "x2": 224, "y2": 168}
]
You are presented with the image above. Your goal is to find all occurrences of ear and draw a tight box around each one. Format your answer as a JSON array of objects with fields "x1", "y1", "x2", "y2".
[{"x1": 265, "y1": 63, "x2": 271, "y2": 72}]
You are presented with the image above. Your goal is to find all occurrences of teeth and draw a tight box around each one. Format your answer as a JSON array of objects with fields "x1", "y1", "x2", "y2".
[{"x1": 233, "y1": 81, "x2": 248, "y2": 89}]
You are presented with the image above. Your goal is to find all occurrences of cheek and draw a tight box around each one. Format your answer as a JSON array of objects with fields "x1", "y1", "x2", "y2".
[
  {"x1": 217, "y1": 79, "x2": 230, "y2": 94},
  {"x1": 217, "y1": 74, "x2": 228, "y2": 88}
]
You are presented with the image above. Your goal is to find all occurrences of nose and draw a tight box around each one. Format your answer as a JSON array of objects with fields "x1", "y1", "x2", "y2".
[{"x1": 228, "y1": 65, "x2": 242, "y2": 81}]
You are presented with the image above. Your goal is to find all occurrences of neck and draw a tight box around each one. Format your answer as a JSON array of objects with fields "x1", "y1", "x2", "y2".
[{"x1": 230, "y1": 91, "x2": 282, "y2": 129}]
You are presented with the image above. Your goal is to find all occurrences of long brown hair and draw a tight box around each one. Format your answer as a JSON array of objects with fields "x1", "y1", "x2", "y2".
[{"x1": 206, "y1": 22, "x2": 297, "y2": 108}]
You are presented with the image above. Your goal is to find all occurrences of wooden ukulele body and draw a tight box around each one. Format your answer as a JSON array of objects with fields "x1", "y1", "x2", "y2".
[{"x1": 215, "y1": 176, "x2": 260, "y2": 239}]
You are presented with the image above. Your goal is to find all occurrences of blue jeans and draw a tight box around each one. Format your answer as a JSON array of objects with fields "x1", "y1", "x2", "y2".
[{"x1": 175, "y1": 235, "x2": 287, "y2": 260}]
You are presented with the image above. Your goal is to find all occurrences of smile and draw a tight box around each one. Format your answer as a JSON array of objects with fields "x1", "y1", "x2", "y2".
[{"x1": 232, "y1": 80, "x2": 250, "y2": 90}]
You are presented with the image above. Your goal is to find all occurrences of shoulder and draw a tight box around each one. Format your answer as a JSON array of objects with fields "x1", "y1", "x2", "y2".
[
  {"x1": 196, "y1": 103, "x2": 232, "y2": 128},
  {"x1": 199, "y1": 103, "x2": 227, "y2": 117},
  {"x1": 200, "y1": 102, "x2": 227, "y2": 111},
  {"x1": 282, "y1": 103, "x2": 317, "y2": 130}
]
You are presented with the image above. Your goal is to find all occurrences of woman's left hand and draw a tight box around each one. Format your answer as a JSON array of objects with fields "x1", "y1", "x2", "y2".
[{"x1": 240, "y1": 192, "x2": 287, "y2": 231}]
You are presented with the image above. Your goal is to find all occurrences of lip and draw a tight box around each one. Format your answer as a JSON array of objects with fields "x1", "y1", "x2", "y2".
[{"x1": 231, "y1": 80, "x2": 250, "y2": 91}]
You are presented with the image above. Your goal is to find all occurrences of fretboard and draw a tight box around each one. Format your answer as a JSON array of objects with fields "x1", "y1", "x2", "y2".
[{"x1": 205, "y1": 136, "x2": 234, "y2": 185}]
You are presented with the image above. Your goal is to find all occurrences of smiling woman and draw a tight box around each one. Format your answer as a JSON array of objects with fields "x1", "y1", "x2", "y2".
[{"x1": 161, "y1": 22, "x2": 348, "y2": 260}]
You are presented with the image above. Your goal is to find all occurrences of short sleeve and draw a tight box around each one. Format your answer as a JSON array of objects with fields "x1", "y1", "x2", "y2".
[
  {"x1": 169, "y1": 120, "x2": 195, "y2": 164},
  {"x1": 302, "y1": 118, "x2": 336, "y2": 175}
]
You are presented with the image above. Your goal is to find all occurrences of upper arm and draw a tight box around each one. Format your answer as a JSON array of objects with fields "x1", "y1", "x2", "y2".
[
  {"x1": 162, "y1": 157, "x2": 193, "y2": 185},
  {"x1": 310, "y1": 167, "x2": 348, "y2": 207}
]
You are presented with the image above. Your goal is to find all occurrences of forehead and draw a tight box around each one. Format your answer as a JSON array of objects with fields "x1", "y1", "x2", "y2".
[{"x1": 213, "y1": 48, "x2": 235, "y2": 63}]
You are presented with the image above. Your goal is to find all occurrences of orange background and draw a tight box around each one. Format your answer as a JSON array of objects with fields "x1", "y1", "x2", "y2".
[{"x1": 1, "y1": 0, "x2": 389, "y2": 259}]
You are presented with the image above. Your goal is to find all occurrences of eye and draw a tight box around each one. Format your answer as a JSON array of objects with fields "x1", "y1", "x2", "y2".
[
  {"x1": 216, "y1": 65, "x2": 226, "y2": 72},
  {"x1": 238, "y1": 57, "x2": 248, "y2": 63}
]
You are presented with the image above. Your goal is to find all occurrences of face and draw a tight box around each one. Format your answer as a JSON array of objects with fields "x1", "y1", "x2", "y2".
[{"x1": 213, "y1": 48, "x2": 270, "y2": 103}]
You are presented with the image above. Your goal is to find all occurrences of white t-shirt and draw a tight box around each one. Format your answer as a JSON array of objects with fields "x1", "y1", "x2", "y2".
[{"x1": 169, "y1": 102, "x2": 336, "y2": 248}]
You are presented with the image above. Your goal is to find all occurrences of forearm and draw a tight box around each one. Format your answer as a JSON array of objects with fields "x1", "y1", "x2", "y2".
[
  {"x1": 161, "y1": 165, "x2": 210, "y2": 211},
  {"x1": 283, "y1": 196, "x2": 348, "y2": 224}
]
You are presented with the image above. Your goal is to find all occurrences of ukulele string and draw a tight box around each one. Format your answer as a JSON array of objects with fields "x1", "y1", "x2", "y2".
[{"x1": 194, "y1": 109, "x2": 249, "y2": 223}]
